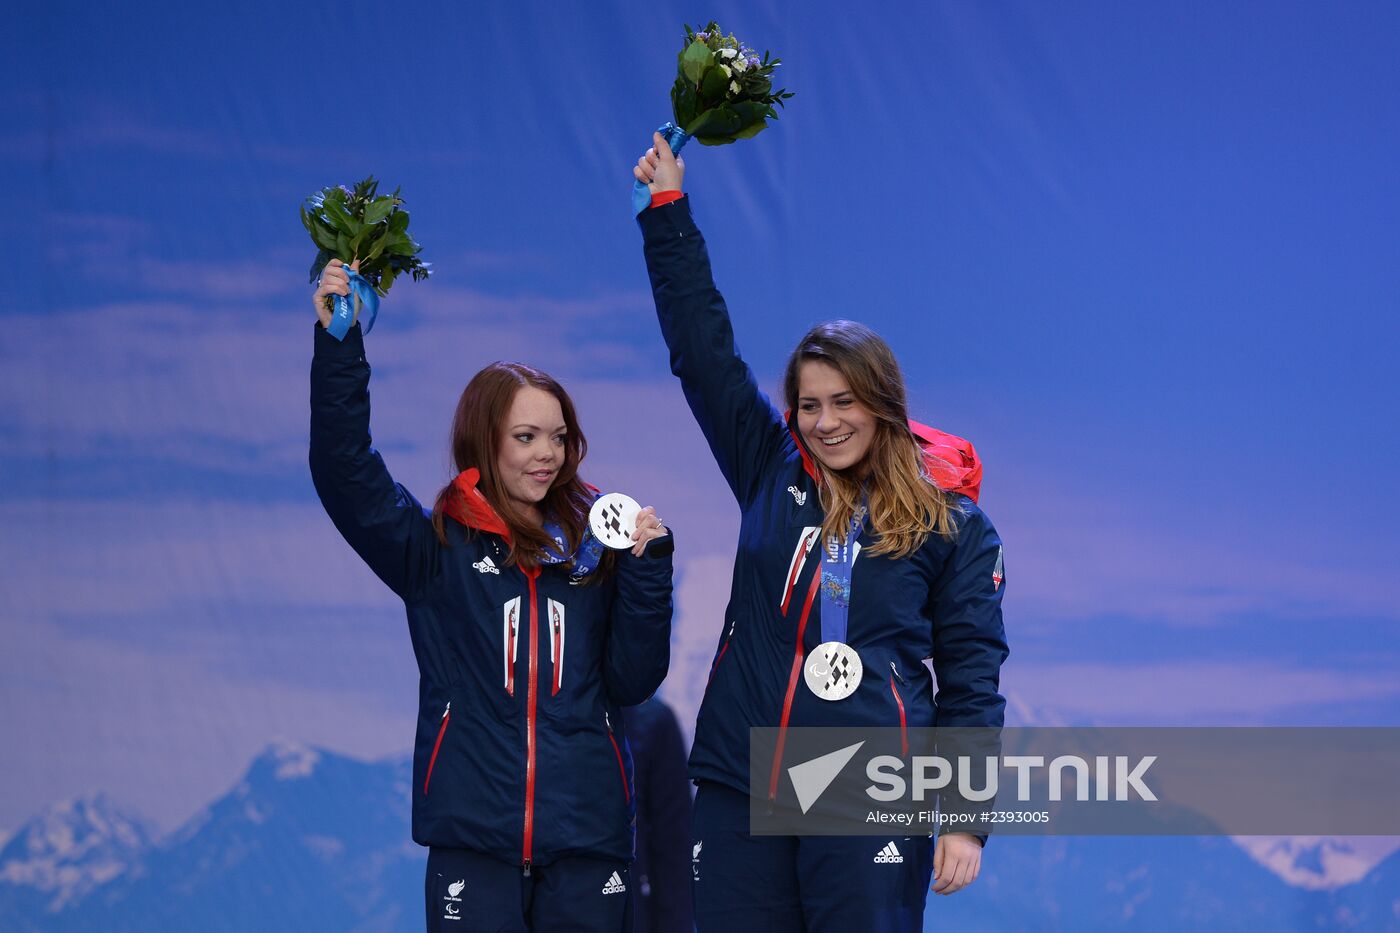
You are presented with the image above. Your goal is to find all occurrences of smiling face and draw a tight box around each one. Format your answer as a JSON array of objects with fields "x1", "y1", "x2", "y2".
[
  {"x1": 795, "y1": 359, "x2": 877, "y2": 473},
  {"x1": 496, "y1": 385, "x2": 567, "y2": 523}
]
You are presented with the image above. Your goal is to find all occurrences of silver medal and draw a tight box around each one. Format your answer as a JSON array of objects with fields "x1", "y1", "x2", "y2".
[
  {"x1": 804, "y1": 641, "x2": 863, "y2": 701},
  {"x1": 589, "y1": 493, "x2": 642, "y2": 550}
]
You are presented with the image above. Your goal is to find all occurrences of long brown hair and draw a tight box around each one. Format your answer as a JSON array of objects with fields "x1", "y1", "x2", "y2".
[
  {"x1": 430, "y1": 362, "x2": 596, "y2": 569},
  {"x1": 782, "y1": 321, "x2": 960, "y2": 559}
]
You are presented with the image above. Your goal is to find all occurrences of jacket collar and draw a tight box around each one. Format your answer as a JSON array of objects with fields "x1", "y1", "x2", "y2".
[{"x1": 445, "y1": 468, "x2": 512, "y2": 542}]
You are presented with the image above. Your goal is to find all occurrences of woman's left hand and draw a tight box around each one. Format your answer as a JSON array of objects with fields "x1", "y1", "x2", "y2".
[
  {"x1": 630, "y1": 506, "x2": 669, "y2": 558},
  {"x1": 931, "y1": 832, "x2": 982, "y2": 895}
]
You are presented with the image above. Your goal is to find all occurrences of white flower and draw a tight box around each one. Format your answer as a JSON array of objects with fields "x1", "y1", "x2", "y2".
[
  {"x1": 732, "y1": 57, "x2": 749, "y2": 73},
  {"x1": 718, "y1": 48, "x2": 738, "y2": 60},
  {"x1": 730, "y1": 80, "x2": 740, "y2": 95},
  {"x1": 719, "y1": 64, "x2": 731, "y2": 77}
]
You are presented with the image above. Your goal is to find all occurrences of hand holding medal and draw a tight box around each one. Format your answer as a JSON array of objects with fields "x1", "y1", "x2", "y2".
[
  {"x1": 301, "y1": 176, "x2": 430, "y2": 340},
  {"x1": 589, "y1": 493, "x2": 669, "y2": 558}
]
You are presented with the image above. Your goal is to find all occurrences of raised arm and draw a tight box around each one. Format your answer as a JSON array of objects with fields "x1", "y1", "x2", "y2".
[
  {"x1": 634, "y1": 135, "x2": 790, "y2": 509},
  {"x1": 308, "y1": 260, "x2": 438, "y2": 600}
]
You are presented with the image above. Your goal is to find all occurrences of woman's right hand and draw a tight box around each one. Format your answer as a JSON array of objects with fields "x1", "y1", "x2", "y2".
[
  {"x1": 312, "y1": 258, "x2": 358, "y2": 329},
  {"x1": 634, "y1": 132, "x2": 685, "y2": 196}
]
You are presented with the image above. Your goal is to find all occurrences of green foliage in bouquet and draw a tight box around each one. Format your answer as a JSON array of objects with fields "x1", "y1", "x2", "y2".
[
  {"x1": 671, "y1": 22, "x2": 794, "y2": 145},
  {"x1": 300, "y1": 176, "x2": 430, "y2": 299}
]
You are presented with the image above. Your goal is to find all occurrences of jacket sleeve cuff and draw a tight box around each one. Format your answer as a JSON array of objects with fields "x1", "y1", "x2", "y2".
[
  {"x1": 649, "y1": 190, "x2": 685, "y2": 209},
  {"x1": 940, "y1": 829, "x2": 987, "y2": 848},
  {"x1": 637, "y1": 530, "x2": 675, "y2": 560},
  {"x1": 636, "y1": 194, "x2": 697, "y2": 245},
  {"x1": 314, "y1": 319, "x2": 365, "y2": 357}
]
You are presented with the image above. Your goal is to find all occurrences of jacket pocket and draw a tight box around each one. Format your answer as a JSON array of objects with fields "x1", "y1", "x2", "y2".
[
  {"x1": 502, "y1": 597, "x2": 521, "y2": 697},
  {"x1": 707, "y1": 619, "x2": 738, "y2": 688},
  {"x1": 888, "y1": 663, "x2": 909, "y2": 758},
  {"x1": 604, "y1": 712, "x2": 631, "y2": 805},
  {"x1": 547, "y1": 598, "x2": 566, "y2": 696},
  {"x1": 424, "y1": 701, "x2": 451, "y2": 795}
]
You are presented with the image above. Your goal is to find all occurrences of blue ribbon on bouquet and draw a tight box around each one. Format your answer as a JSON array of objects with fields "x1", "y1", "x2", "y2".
[
  {"x1": 631, "y1": 122, "x2": 692, "y2": 215},
  {"x1": 325, "y1": 267, "x2": 381, "y2": 341}
]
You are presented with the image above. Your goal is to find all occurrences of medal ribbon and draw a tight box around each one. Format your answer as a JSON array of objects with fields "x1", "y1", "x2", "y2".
[
  {"x1": 539, "y1": 517, "x2": 606, "y2": 578},
  {"x1": 326, "y1": 267, "x2": 381, "y2": 341},
  {"x1": 631, "y1": 122, "x2": 692, "y2": 215},
  {"x1": 819, "y1": 499, "x2": 868, "y2": 645}
]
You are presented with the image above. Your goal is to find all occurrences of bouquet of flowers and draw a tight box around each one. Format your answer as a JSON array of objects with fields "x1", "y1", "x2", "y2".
[
  {"x1": 632, "y1": 22, "x2": 794, "y2": 212},
  {"x1": 300, "y1": 176, "x2": 430, "y2": 340}
]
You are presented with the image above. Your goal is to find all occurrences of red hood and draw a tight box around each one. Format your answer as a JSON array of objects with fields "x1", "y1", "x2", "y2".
[
  {"x1": 784, "y1": 414, "x2": 983, "y2": 503},
  {"x1": 444, "y1": 468, "x2": 512, "y2": 541},
  {"x1": 908, "y1": 419, "x2": 982, "y2": 503}
]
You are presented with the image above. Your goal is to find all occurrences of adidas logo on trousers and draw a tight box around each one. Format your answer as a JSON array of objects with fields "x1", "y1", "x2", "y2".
[{"x1": 873, "y1": 841, "x2": 904, "y2": 863}]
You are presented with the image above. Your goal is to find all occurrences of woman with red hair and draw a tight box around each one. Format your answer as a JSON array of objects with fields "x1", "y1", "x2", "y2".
[{"x1": 309, "y1": 260, "x2": 674, "y2": 932}]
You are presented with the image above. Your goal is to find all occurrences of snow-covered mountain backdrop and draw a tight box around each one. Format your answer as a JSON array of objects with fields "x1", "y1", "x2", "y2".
[
  {"x1": 2, "y1": 743, "x2": 1398, "y2": 932},
  {"x1": 0, "y1": 744, "x2": 421, "y2": 933}
]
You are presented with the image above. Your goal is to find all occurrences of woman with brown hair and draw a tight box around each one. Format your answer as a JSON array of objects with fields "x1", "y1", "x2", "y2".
[
  {"x1": 308, "y1": 259, "x2": 674, "y2": 932},
  {"x1": 632, "y1": 136, "x2": 1009, "y2": 933}
]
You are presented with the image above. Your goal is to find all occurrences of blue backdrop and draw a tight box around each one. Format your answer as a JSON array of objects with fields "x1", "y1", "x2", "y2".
[{"x1": 3, "y1": 2, "x2": 1398, "y2": 929}]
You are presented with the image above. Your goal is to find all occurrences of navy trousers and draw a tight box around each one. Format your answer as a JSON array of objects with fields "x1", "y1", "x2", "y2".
[
  {"x1": 425, "y1": 847, "x2": 631, "y2": 932},
  {"x1": 691, "y1": 782, "x2": 935, "y2": 933}
]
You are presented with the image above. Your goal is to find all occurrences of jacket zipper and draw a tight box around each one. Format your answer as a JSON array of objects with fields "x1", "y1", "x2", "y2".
[
  {"x1": 522, "y1": 568, "x2": 541, "y2": 877},
  {"x1": 423, "y1": 701, "x2": 451, "y2": 795},
  {"x1": 707, "y1": 619, "x2": 738, "y2": 688},
  {"x1": 768, "y1": 569, "x2": 823, "y2": 801},
  {"x1": 889, "y1": 663, "x2": 909, "y2": 758},
  {"x1": 604, "y1": 712, "x2": 631, "y2": 804}
]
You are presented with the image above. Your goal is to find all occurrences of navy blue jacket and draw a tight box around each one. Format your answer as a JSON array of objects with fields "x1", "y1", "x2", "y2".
[
  {"x1": 621, "y1": 699, "x2": 694, "y2": 933},
  {"x1": 639, "y1": 198, "x2": 1009, "y2": 817},
  {"x1": 309, "y1": 322, "x2": 674, "y2": 869}
]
